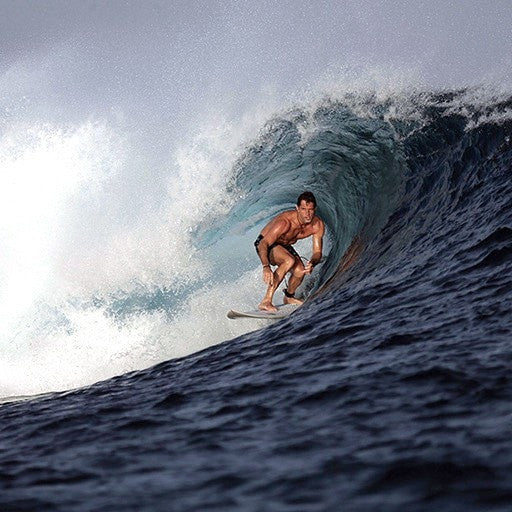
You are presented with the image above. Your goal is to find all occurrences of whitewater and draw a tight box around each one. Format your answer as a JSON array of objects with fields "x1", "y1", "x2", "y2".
[{"x1": 2, "y1": 1, "x2": 512, "y2": 510}]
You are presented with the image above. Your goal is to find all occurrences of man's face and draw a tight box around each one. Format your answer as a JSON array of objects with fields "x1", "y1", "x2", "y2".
[{"x1": 296, "y1": 200, "x2": 316, "y2": 224}]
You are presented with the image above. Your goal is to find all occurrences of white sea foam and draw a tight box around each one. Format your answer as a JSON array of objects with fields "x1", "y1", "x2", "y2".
[
  {"x1": 0, "y1": 122, "x2": 122, "y2": 327},
  {"x1": 0, "y1": 267, "x2": 267, "y2": 397},
  {"x1": 0, "y1": 106, "x2": 281, "y2": 398}
]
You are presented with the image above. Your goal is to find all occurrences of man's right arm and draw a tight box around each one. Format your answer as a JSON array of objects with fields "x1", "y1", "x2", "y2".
[
  {"x1": 256, "y1": 237, "x2": 271, "y2": 268},
  {"x1": 256, "y1": 238, "x2": 274, "y2": 285}
]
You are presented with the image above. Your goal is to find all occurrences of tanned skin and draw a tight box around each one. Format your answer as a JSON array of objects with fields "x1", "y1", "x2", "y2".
[{"x1": 256, "y1": 199, "x2": 325, "y2": 312}]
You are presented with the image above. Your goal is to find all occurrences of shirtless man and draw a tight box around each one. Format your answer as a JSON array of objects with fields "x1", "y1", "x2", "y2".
[{"x1": 254, "y1": 191, "x2": 325, "y2": 312}]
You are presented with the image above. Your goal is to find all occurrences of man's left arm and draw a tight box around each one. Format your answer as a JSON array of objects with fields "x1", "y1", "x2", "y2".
[{"x1": 305, "y1": 222, "x2": 324, "y2": 273}]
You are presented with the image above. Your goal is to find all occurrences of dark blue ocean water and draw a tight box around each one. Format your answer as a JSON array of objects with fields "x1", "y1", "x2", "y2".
[{"x1": 1, "y1": 91, "x2": 512, "y2": 511}]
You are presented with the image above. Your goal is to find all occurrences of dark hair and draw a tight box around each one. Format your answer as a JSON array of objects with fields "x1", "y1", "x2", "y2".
[{"x1": 297, "y1": 191, "x2": 317, "y2": 207}]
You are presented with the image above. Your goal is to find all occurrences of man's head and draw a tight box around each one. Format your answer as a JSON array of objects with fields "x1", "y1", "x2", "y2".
[{"x1": 296, "y1": 191, "x2": 317, "y2": 224}]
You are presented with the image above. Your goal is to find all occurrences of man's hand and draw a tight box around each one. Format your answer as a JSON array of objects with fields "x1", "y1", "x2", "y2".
[
  {"x1": 263, "y1": 266, "x2": 274, "y2": 285},
  {"x1": 303, "y1": 261, "x2": 314, "y2": 275}
]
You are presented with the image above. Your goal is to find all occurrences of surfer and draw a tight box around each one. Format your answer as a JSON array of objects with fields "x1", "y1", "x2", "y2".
[{"x1": 254, "y1": 191, "x2": 325, "y2": 312}]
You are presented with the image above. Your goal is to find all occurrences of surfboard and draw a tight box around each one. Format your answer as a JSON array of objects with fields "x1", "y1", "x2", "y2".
[{"x1": 227, "y1": 303, "x2": 299, "y2": 320}]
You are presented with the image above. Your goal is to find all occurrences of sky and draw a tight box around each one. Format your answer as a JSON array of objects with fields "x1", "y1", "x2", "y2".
[{"x1": 1, "y1": 0, "x2": 512, "y2": 133}]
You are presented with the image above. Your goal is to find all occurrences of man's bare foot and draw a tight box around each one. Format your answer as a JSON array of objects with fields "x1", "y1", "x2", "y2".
[
  {"x1": 259, "y1": 301, "x2": 278, "y2": 312},
  {"x1": 283, "y1": 295, "x2": 304, "y2": 306}
]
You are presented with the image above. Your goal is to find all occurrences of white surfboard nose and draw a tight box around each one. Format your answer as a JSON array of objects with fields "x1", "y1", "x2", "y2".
[{"x1": 227, "y1": 304, "x2": 300, "y2": 320}]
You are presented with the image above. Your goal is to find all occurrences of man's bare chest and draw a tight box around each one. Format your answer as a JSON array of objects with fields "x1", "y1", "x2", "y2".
[{"x1": 279, "y1": 225, "x2": 315, "y2": 244}]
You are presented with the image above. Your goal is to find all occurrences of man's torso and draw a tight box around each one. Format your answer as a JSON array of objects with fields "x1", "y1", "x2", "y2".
[{"x1": 261, "y1": 210, "x2": 322, "y2": 245}]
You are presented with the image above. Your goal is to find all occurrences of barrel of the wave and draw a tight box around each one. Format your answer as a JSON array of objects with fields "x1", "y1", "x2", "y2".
[{"x1": 228, "y1": 191, "x2": 325, "y2": 319}]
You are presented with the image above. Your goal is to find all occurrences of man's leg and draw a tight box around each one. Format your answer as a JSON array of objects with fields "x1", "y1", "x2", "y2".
[
  {"x1": 258, "y1": 247, "x2": 295, "y2": 312},
  {"x1": 283, "y1": 258, "x2": 306, "y2": 305}
]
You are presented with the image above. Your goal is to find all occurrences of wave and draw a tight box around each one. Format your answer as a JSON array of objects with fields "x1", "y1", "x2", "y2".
[
  {"x1": 1, "y1": 86, "x2": 511, "y2": 398},
  {"x1": 221, "y1": 88, "x2": 512, "y2": 293}
]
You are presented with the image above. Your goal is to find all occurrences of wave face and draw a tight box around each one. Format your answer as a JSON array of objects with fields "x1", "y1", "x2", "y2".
[{"x1": 1, "y1": 90, "x2": 512, "y2": 510}]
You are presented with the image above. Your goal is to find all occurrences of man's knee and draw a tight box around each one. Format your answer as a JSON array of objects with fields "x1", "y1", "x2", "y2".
[
  {"x1": 292, "y1": 259, "x2": 305, "y2": 277},
  {"x1": 280, "y1": 255, "x2": 295, "y2": 272}
]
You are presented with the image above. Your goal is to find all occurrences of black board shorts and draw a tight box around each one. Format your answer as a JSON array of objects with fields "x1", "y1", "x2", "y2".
[{"x1": 254, "y1": 234, "x2": 300, "y2": 264}]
